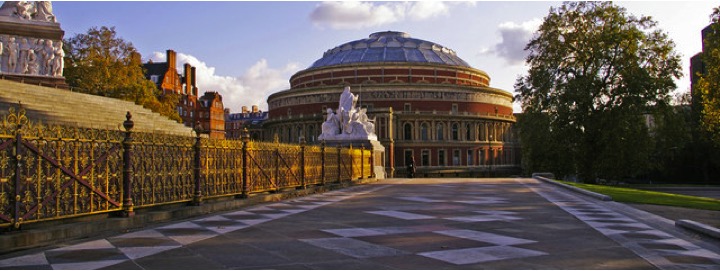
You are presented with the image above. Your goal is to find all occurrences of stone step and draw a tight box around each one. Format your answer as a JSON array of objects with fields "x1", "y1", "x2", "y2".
[{"x1": 0, "y1": 79, "x2": 195, "y2": 136}]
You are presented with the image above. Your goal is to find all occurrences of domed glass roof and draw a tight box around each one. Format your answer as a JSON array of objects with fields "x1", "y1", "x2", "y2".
[{"x1": 309, "y1": 31, "x2": 471, "y2": 69}]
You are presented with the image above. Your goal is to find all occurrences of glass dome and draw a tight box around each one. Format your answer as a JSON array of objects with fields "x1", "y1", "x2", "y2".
[{"x1": 309, "y1": 31, "x2": 471, "y2": 69}]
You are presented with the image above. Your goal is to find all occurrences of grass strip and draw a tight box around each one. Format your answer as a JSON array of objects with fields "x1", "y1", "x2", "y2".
[{"x1": 558, "y1": 181, "x2": 720, "y2": 211}]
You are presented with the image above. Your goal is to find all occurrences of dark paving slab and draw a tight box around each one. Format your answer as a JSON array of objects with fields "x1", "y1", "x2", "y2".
[{"x1": 1, "y1": 178, "x2": 719, "y2": 269}]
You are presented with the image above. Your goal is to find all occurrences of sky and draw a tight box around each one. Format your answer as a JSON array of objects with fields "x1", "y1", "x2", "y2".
[{"x1": 50, "y1": 1, "x2": 719, "y2": 113}]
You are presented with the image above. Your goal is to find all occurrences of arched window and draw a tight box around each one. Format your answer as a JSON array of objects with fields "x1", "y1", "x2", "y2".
[
  {"x1": 420, "y1": 123, "x2": 429, "y2": 141},
  {"x1": 451, "y1": 123, "x2": 459, "y2": 141},
  {"x1": 436, "y1": 123, "x2": 445, "y2": 141},
  {"x1": 404, "y1": 123, "x2": 413, "y2": 140},
  {"x1": 465, "y1": 123, "x2": 472, "y2": 141},
  {"x1": 479, "y1": 123, "x2": 486, "y2": 141}
]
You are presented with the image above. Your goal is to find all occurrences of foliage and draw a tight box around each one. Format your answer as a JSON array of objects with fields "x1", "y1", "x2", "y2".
[
  {"x1": 697, "y1": 6, "x2": 720, "y2": 148},
  {"x1": 559, "y1": 181, "x2": 720, "y2": 211},
  {"x1": 63, "y1": 26, "x2": 181, "y2": 122},
  {"x1": 516, "y1": 2, "x2": 682, "y2": 183}
]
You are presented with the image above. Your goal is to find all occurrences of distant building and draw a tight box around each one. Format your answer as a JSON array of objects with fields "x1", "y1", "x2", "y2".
[
  {"x1": 143, "y1": 49, "x2": 200, "y2": 127},
  {"x1": 198, "y1": 91, "x2": 225, "y2": 139},
  {"x1": 265, "y1": 31, "x2": 520, "y2": 177},
  {"x1": 225, "y1": 105, "x2": 268, "y2": 140}
]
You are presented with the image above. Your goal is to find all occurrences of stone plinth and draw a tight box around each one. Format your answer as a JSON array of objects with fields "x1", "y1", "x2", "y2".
[
  {"x1": 0, "y1": 5, "x2": 66, "y2": 86},
  {"x1": 323, "y1": 139, "x2": 386, "y2": 179},
  {"x1": 0, "y1": 16, "x2": 63, "y2": 40}
]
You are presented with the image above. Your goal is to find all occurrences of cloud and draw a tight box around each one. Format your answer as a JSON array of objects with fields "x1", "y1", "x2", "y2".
[
  {"x1": 309, "y1": 1, "x2": 452, "y2": 30},
  {"x1": 150, "y1": 52, "x2": 301, "y2": 112},
  {"x1": 489, "y1": 19, "x2": 541, "y2": 65}
]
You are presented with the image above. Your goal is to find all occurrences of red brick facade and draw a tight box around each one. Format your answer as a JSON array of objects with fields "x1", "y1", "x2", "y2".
[{"x1": 199, "y1": 91, "x2": 225, "y2": 139}]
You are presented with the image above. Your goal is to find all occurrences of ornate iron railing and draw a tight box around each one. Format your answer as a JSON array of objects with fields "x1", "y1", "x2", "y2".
[
  {"x1": 0, "y1": 107, "x2": 125, "y2": 229},
  {"x1": 0, "y1": 107, "x2": 373, "y2": 231}
]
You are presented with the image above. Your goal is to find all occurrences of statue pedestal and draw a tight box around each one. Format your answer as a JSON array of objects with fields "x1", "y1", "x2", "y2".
[
  {"x1": 0, "y1": 15, "x2": 66, "y2": 86},
  {"x1": 0, "y1": 16, "x2": 63, "y2": 40},
  {"x1": 323, "y1": 139, "x2": 386, "y2": 179}
]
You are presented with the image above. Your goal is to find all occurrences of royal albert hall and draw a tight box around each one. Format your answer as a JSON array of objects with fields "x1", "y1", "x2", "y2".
[{"x1": 265, "y1": 31, "x2": 520, "y2": 177}]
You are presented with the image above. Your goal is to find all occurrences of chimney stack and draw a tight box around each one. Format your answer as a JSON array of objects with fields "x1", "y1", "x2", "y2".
[
  {"x1": 183, "y1": 63, "x2": 192, "y2": 95},
  {"x1": 166, "y1": 50, "x2": 176, "y2": 70}
]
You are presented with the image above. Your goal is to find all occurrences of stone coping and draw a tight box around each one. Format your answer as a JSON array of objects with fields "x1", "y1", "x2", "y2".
[{"x1": 533, "y1": 176, "x2": 613, "y2": 201}]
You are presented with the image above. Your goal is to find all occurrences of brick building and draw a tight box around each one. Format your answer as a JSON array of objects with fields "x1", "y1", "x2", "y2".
[
  {"x1": 144, "y1": 50, "x2": 199, "y2": 127},
  {"x1": 144, "y1": 49, "x2": 226, "y2": 138},
  {"x1": 225, "y1": 105, "x2": 268, "y2": 140},
  {"x1": 265, "y1": 31, "x2": 520, "y2": 177},
  {"x1": 198, "y1": 91, "x2": 225, "y2": 139}
]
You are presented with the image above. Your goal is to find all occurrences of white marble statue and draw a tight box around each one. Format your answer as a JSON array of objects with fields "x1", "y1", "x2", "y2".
[
  {"x1": 34, "y1": 1, "x2": 55, "y2": 22},
  {"x1": 52, "y1": 41, "x2": 63, "y2": 76},
  {"x1": 321, "y1": 108, "x2": 340, "y2": 136},
  {"x1": 6, "y1": 36, "x2": 17, "y2": 73},
  {"x1": 0, "y1": 1, "x2": 57, "y2": 22},
  {"x1": 318, "y1": 86, "x2": 377, "y2": 141},
  {"x1": 40, "y1": 39, "x2": 53, "y2": 75},
  {"x1": 16, "y1": 38, "x2": 30, "y2": 74},
  {"x1": 26, "y1": 49, "x2": 38, "y2": 74},
  {"x1": 15, "y1": 1, "x2": 32, "y2": 20},
  {"x1": 0, "y1": 39, "x2": 3, "y2": 73}
]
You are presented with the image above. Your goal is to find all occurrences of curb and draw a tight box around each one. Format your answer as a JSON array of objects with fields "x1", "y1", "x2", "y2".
[
  {"x1": 676, "y1": 219, "x2": 720, "y2": 239},
  {"x1": 533, "y1": 176, "x2": 613, "y2": 201}
]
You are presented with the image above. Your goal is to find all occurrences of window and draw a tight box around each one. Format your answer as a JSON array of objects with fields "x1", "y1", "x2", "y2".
[
  {"x1": 466, "y1": 124, "x2": 472, "y2": 141},
  {"x1": 452, "y1": 104, "x2": 458, "y2": 114},
  {"x1": 479, "y1": 123, "x2": 486, "y2": 141},
  {"x1": 404, "y1": 103, "x2": 411, "y2": 112},
  {"x1": 150, "y1": 75, "x2": 159, "y2": 83},
  {"x1": 452, "y1": 150, "x2": 460, "y2": 166},
  {"x1": 478, "y1": 150, "x2": 484, "y2": 166},
  {"x1": 436, "y1": 123, "x2": 444, "y2": 141},
  {"x1": 420, "y1": 123, "x2": 429, "y2": 141},
  {"x1": 451, "y1": 123, "x2": 459, "y2": 141},
  {"x1": 404, "y1": 123, "x2": 413, "y2": 140},
  {"x1": 438, "y1": 150, "x2": 446, "y2": 166},
  {"x1": 467, "y1": 149, "x2": 473, "y2": 166},
  {"x1": 421, "y1": 150, "x2": 430, "y2": 166}
]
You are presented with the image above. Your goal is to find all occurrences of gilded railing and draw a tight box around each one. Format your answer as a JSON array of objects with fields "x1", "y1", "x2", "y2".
[
  {"x1": 0, "y1": 107, "x2": 124, "y2": 229},
  {"x1": 131, "y1": 132, "x2": 195, "y2": 207},
  {"x1": 0, "y1": 107, "x2": 374, "y2": 231},
  {"x1": 304, "y1": 145, "x2": 323, "y2": 185},
  {"x1": 201, "y1": 138, "x2": 243, "y2": 198}
]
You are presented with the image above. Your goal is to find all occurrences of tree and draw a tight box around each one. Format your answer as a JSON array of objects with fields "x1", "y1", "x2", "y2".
[
  {"x1": 691, "y1": 6, "x2": 720, "y2": 183},
  {"x1": 515, "y1": 2, "x2": 682, "y2": 183},
  {"x1": 64, "y1": 26, "x2": 181, "y2": 122},
  {"x1": 697, "y1": 6, "x2": 720, "y2": 147}
]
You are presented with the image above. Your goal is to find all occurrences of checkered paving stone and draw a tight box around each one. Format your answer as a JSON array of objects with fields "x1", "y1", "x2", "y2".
[
  {"x1": 302, "y1": 224, "x2": 547, "y2": 265},
  {"x1": 293, "y1": 189, "x2": 547, "y2": 265},
  {"x1": 0, "y1": 184, "x2": 388, "y2": 270},
  {"x1": 524, "y1": 180, "x2": 720, "y2": 269}
]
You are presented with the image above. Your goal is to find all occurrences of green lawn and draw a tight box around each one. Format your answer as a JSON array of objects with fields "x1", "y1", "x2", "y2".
[{"x1": 558, "y1": 181, "x2": 720, "y2": 211}]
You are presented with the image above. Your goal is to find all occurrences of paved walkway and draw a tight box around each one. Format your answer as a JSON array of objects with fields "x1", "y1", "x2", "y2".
[{"x1": 1, "y1": 178, "x2": 719, "y2": 269}]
